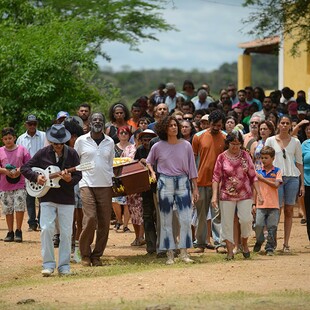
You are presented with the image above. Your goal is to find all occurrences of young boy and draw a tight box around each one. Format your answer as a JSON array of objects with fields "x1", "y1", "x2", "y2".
[
  {"x1": 253, "y1": 146, "x2": 282, "y2": 255},
  {"x1": 0, "y1": 127, "x2": 31, "y2": 242}
]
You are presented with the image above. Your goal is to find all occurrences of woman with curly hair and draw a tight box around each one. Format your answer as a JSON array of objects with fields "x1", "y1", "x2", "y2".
[
  {"x1": 211, "y1": 130, "x2": 263, "y2": 260},
  {"x1": 105, "y1": 103, "x2": 131, "y2": 144},
  {"x1": 146, "y1": 116, "x2": 199, "y2": 265}
]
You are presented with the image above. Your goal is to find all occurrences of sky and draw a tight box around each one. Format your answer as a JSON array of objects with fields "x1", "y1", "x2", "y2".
[{"x1": 96, "y1": 0, "x2": 255, "y2": 72}]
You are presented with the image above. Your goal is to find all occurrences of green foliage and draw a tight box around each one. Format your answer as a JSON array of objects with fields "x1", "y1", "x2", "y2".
[
  {"x1": 243, "y1": 0, "x2": 310, "y2": 56},
  {"x1": 0, "y1": 0, "x2": 174, "y2": 135},
  {"x1": 98, "y1": 54, "x2": 278, "y2": 103}
]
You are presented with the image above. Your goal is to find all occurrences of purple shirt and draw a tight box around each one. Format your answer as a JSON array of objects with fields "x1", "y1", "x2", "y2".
[{"x1": 146, "y1": 139, "x2": 198, "y2": 179}]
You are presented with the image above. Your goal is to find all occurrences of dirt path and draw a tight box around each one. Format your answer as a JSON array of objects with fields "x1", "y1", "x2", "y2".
[{"x1": 0, "y1": 210, "x2": 309, "y2": 307}]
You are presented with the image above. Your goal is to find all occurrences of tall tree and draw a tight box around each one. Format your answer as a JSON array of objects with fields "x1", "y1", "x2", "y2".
[
  {"x1": 0, "y1": 0, "x2": 174, "y2": 134},
  {"x1": 243, "y1": 0, "x2": 310, "y2": 55}
]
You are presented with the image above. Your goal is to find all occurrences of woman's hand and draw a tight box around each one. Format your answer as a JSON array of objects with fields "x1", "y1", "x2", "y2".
[
  {"x1": 211, "y1": 196, "x2": 218, "y2": 209},
  {"x1": 299, "y1": 184, "x2": 305, "y2": 197}
]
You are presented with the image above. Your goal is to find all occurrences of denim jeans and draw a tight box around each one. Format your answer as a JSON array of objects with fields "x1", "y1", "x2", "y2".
[
  {"x1": 254, "y1": 208, "x2": 279, "y2": 251},
  {"x1": 40, "y1": 202, "x2": 74, "y2": 272},
  {"x1": 157, "y1": 174, "x2": 192, "y2": 250}
]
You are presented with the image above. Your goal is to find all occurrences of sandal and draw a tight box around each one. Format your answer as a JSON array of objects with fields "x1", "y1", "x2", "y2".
[{"x1": 131, "y1": 239, "x2": 139, "y2": 246}]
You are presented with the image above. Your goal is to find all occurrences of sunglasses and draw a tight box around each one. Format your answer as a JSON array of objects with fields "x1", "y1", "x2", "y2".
[
  {"x1": 119, "y1": 131, "x2": 129, "y2": 135},
  {"x1": 282, "y1": 149, "x2": 286, "y2": 159},
  {"x1": 27, "y1": 122, "x2": 37, "y2": 126},
  {"x1": 250, "y1": 121, "x2": 259, "y2": 124},
  {"x1": 184, "y1": 118, "x2": 193, "y2": 121},
  {"x1": 53, "y1": 142, "x2": 64, "y2": 146}
]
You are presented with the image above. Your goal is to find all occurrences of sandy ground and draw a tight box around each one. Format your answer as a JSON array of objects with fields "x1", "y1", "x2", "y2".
[{"x1": 0, "y1": 207, "x2": 309, "y2": 307}]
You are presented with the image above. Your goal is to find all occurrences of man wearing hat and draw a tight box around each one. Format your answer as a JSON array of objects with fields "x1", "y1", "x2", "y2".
[
  {"x1": 16, "y1": 114, "x2": 46, "y2": 231},
  {"x1": 21, "y1": 124, "x2": 82, "y2": 277}
]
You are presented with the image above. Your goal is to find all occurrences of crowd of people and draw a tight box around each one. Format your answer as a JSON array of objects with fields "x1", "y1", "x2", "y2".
[{"x1": 1, "y1": 80, "x2": 310, "y2": 275}]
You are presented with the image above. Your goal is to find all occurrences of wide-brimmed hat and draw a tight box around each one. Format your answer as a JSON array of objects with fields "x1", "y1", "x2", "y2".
[
  {"x1": 46, "y1": 124, "x2": 71, "y2": 144},
  {"x1": 138, "y1": 129, "x2": 157, "y2": 140}
]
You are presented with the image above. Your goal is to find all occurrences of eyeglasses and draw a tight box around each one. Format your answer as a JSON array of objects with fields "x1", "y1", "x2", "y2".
[
  {"x1": 282, "y1": 149, "x2": 286, "y2": 159},
  {"x1": 119, "y1": 131, "x2": 129, "y2": 135},
  {"x1": 27, "y1": 122, "x2": 37, "y2": 126}
]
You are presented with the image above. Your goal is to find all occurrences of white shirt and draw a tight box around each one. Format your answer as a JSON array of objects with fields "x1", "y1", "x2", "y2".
[
  {"x1": 16, "y1": 130, "x2": 46, "y2": 157},
  {"x1": 74, "y1": 132, "x2": 114, "y2": 187},
  {"x1": 265, "y1": 136, "x2": 302, "y2": 177},
  {"x1": 165, "y1": 92, "x2": 185, "y2": 112}
]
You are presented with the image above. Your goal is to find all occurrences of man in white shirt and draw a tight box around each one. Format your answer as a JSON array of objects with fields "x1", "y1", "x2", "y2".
[
  {"x1": 164, "y1": 82, "x2": 185, "y2": 112},
  {"x1": 16, "y1": 114, "x2": 46, "y2": 231},
  {"x1": 74, "y1": 112, "x2": 114, "y2": 267}
]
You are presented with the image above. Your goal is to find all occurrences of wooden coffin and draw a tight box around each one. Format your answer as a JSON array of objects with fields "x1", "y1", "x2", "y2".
[{"x1": 112, "y1": 160, "x2": 150, "y2": 196}]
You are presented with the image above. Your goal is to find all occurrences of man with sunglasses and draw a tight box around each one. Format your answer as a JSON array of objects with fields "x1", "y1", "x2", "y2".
[
  {"x1": 21, "y1": 124, "x2": 82, "y2": 276},
  {"x1": 17, "y1": 115, "x2": 46, "y2": 231}
]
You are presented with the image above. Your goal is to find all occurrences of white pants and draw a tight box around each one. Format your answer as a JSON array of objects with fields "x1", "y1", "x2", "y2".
[
  {"x1": 40, "y1": 202, "x2": 74, "y2": 272},
  {"x1": 219, "y1": 199, "x2": 253, "y2": 244}
]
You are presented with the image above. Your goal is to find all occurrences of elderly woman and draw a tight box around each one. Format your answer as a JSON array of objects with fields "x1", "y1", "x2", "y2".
[
  {"x1": 211, "y1": 130, "x2": 263, "y2": 260},
  {"x1": 146, "y1": 116, "x2": 199, "y2": 265}
]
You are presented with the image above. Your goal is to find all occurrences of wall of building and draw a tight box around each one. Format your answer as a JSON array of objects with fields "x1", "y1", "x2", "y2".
[{"x1": 283, "y1": 39, "x2": 310, "y2": 98}]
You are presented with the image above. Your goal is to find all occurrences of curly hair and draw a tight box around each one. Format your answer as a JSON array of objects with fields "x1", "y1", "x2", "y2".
[
  {"x1": 108, "y1": 102, "x2": 130, "y2": 122},
  {"x1": 208, "y1": 109, "x2": 226, "y2": 124},
  {"x1": 155, "y1": 116, "x2": 182, "y2": 141},
  {"x1": 224, "y1": 130, "x2": 244, "y2": 150}
]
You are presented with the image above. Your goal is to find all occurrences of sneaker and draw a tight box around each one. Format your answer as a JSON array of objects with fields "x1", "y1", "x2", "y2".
[
  {"x1": 28, "y1": 224, "x2": 38, "y2": 232},
  {"x1": 113, "y1": 223, "x2": 121, "y2": 231},
  {"x1": 42, "y1": 268, "x2": 54, "y2": 277},
  {"x1": 123, "y1": 227, "x2": 130, "y2": 233},
  {"x1": 59, "y1": 270, "x2": 71, "y2": 276},
  {"x1": 72, "y1": 248, "x2": 81, "y2": 263},
  {"x1": 253, "y1": 242, "x2": 262, "y2": 253},
  {"x1": 53, "y1": 234, "x2": 60, "y2": 248},
  {"x1": 166, "y1": 250, "x2": 175, "y2": 265},
  {"x1": 180, "y1": 249, "x2": 194, "y2": 263},
  {"x1": 14, "y1": 229, "x2": 23, "y2": 243},
  {"x1": 4, "y1": 231, "x2": 14, "y2": 242},
  {"x1": 282, "y1": 244, "x2": 291, "y2": 253},
  {"x1": 266, "y1": 250, "x2": 274, "y2": 256}
]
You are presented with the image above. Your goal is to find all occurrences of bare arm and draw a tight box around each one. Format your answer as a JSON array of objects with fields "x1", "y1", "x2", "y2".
[
  {"x1": 211, "y1": 181, "x2": 219, "y2": 208},
  {"x1": 296, "y1": 162, "x2": 305, "y2": 197}
]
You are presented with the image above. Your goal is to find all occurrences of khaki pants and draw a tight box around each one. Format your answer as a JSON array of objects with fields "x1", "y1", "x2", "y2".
[{"x1": 79, "y1": 187, "x2": 112, "y2": 259}]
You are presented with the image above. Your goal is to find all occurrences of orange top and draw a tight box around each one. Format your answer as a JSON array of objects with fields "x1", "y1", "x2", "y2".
[
  {"x1": 192, "y1": 129, "x2": 226, "y2": 187},
  {"x1": 256, "y1": 166, "x2": 282, "y2": 209}
]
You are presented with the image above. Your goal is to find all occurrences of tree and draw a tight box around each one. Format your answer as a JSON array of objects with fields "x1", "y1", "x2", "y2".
[
  {"x1": 243, "y1": 0, "x2": 310, "y2": 56},
  {"x1": 0, "y1": 0, "x2": 174, "y2": 134}
]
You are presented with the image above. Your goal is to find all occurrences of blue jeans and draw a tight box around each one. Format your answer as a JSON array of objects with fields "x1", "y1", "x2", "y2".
[
  {"x1": 157, "y1": 174, "x2": 192, "y2": 250},
  {"x1": 254, "y1": 208, "x2": 279, "y2": 251},
  {"x1": 40, "y1": 202, "x2": 74, "y2": 272}
]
